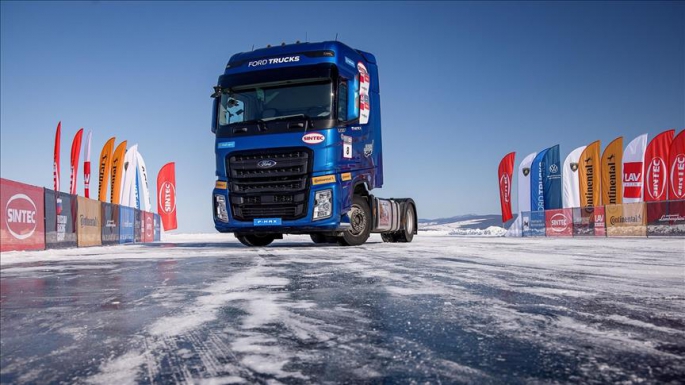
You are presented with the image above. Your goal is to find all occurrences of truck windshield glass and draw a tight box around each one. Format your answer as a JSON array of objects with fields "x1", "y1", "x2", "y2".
[{"x1": 219, "y1": 81, "x2": 333, "y2": 126}]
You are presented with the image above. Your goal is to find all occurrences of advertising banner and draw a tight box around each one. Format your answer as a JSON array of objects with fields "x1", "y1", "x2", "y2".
[
  {"x1": 579, "y1": 140, "x2": 601, "y2": 208},
  {"x1": 119, "y1": 206, "x2": 135, "y2": 244},
  {"x1": 157, "y1": 162, "x2": 178, "y2": 231},
  {"x1": 53, "y1": 122, "x2": 61, "y2": 193},
  {"x1": 1, "y1": 179, "x2": 45, "y2": 252},
  {"x1": 134, "y1": 209, "x2": 142, "y2": 243},
  {"x1": 623, "y1": 134, "x2": 648, "y2": 203},
  {"x1": 545, "y1": 208, "x2": 573, "y2": 237},
  {"x1": 668, "y1": 130, "x2": 685, "y2": 200},
  {"x1": 98, "y1": 137, "x2": 116, "y2": 202},
  {"x1": 136, "y1": 152, "x2": 152, "y2": 211},
  {"x1": 594, "y1": 206, "x2": 606, "y2": 237},
  {"x1": 562, "y1": 145, "x2": 585, "y2": 208},
  {"x1": 606, "y1": 202, "x2": 646, "y2": 237},
  {"x1": 647, "y1": 200, "x2": 685, "y2": 236},
  {"x1": 69, "y1": 128, "x2": 84, "y2": 195},
  {"x1": 668, "y1": 130, "x2": 685, "y2": 201},
  {"x1": 84, "y1": 130, "x2": 92, "y2": 198},
  {"x1": 101, "y1": 202, "x2": 120, "y2": 245},
  {"x1": 571, "y1": 206, "x2": 605, "y2": 237},
  {"x1": 601, "y1": 137, "x2": 623, "y2": 205},
  {"x1": 76, "y1": 196, "x2": 101, "y2": 247},
  {"x1": 121, "y1": 145, "x2": 139, "y2": 208},
  {"x1": 529, "y1": 210, "x2": 546, "y2": 237},
  {"x1": 110, "y1": 140, "x2": 127, "y2": 204},
  {"x1": 530, "y1": 149, "x2": 549, "y2": 212},
  {"x1": 518, "y1": 153, "x2": 537, "y2": 213},
  {"x1": 498, "y1": 152, "x2": 516, "y2": 223},
  {"x1": 521, "y1": 211, "x2": 532, "y2": 237},
  {"x1": 154, "y1": 213, "x2": 161, "y2": 241},
  {"x1": 644, "y1": 130, "x2": 675, "y2": 202},
  {"x1": 44, "y1": 189, "x2": 77, "y2": 249},
  {"x1": 543, "y1": 145, "x2": 562, "y2": 210},
  {"x1": 143, "y1": 211, "x2": 154, "y2": 242}
]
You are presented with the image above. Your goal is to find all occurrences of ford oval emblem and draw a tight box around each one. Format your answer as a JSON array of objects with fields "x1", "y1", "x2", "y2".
[{"x1": 257, "y1": 159, "x2": 277, "y2": 168}]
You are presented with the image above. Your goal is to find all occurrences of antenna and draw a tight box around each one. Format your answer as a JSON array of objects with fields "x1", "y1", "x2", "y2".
[
  {"x1": 335, "y1": 33, "x2": 338, "y2": 41},
  {"x1": 306, "y1": 32, "x2": 308, "y2": 42},
  {"x1": 251, "y1": 44, "x2": 254, "y2": 51}
]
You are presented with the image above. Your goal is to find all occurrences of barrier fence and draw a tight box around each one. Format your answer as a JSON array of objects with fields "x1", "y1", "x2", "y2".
[
  {"x1": 521, "y1": 200, "x2": 685, "y2": 237},
  {"x1": 1, "y1": 178, "x2": 161, "y2": 252}
]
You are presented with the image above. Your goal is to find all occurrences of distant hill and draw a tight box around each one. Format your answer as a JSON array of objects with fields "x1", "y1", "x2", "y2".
[{"x1": 418, "y1": 214, "x2": 516, "y2": 236}]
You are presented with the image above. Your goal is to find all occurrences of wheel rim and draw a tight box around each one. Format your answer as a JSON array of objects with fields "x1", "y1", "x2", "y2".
[
  {"x1": 405, "y1": 208, "x2": 414, "y2": 235},
  {"x1": 349, "y1": 204, "x2": 367, "y2": 236}
]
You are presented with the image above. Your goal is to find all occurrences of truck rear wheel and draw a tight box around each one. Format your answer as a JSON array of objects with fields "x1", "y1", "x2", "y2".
[
  {"x1": 338, "y1": 195, "x2": 371, "y2": 246},
  {"x1": 395, "y1": 203, "x2": 416, "y2": 243},
  {"x1": 236, "y1": 233, "x2": 277, "y2": 247}
]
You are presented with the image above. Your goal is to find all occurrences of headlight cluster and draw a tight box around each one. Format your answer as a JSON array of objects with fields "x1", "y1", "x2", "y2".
[
  {"x1": 214, "y1": 194, "x2": 228, "y2": 223},
  {"x1": 313, "y1": 189, "x2": 332, "y2": 220}
]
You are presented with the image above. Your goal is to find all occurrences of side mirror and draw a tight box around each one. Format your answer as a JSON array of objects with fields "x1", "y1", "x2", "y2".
[
  {"x1": 348, "y1": 74, "x2": 360, "y2": 121},
  {"x1": 211, "y1": 98, "x2": 219, "y2": 133}
]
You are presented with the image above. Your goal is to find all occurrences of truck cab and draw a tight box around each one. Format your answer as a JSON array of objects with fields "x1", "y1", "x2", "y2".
[{"x1": 211, "y1": 41, "x2": 416, "y2": 246}]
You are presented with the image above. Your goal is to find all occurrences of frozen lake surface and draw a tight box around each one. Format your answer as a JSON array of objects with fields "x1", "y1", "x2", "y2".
[{"x1": 1, "y1": 234, "x2": 684, "y2": 384}]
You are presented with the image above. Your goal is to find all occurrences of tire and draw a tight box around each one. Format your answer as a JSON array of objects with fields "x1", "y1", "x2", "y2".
[
  {"x1": 236, "y1": 233, "x2": 277, "y2": 247},
  {"x1": 338, "y1": 195, "x2": 372, "y2": 246},
  {"x1": 395, "y1": 203, "x2": 416, "y2": 243}
]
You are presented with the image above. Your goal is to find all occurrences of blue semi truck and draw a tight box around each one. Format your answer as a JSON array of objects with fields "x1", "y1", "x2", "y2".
[{"x1": 211, "y1": 41, "x2": 416, "y2": 247}]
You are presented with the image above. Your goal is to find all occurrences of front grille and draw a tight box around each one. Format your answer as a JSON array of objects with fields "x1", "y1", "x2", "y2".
[{"x1": 227, "y1": 148, "x2": 312, "y2": 221}]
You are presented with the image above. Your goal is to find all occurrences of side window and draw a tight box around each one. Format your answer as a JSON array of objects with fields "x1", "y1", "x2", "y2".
[
  {"x1": 337, "y1": 81, "x2": 348, "y2": 122},
  {"x1": 220, "y1": 95, "x2": 245, "y2": 125}
]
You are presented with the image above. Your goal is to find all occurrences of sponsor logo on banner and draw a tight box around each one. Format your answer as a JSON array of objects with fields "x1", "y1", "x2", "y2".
[
  {"x1": 80, "y1": 215, "x2": 98, "y2": 228},
  {"x1": 623, "y1": 162, "x2": 643, "y2": 198},
  {"x1": 302, "y1": 134, "x2": 325, "y2": 144},
  {"x1": 145, "y1": 221, "x2": 154, "y2": 239},
  {"x1": 645, "y1": 157, "x2": 667, "y2": 200},
  {"x1": 522, "y1": 168, "x2": 530, "y2": 177},
  {"x1": 312, "y1": 175, "x2": 336, "y2": 185},
  {"x1": 570, "y1": 163, "x2": 579, "y2": 172},
  {"x1": 609, "y1": 214, "x2": 643, "y2": 226},
  {"x1": 159, "y1": 182, "x2": 177, "y2": 215},
  {"x1": 364, "y1": 141, "x2": 374, "y2": 157},
  {"x1": 5, "y1": 194, "x2": 37, "y2": 240},
  {"x1": 499, "y1": 174, "x2": 511, "y2": 204},
  {"x1": 549, "y1": 164, "x2": 559, "y2": 174},
  {"x1": 672, "y1": 154, "x2": 685, "y2": 199},
  {"x1": 550, "y1": 213, "x2": 570, "y2": 233}
]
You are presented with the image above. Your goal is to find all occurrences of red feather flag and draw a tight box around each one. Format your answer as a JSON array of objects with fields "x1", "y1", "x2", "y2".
[
  {"x1": 69, "y1": 128, "x2": 84, "y2": 195},
  {"x1": 498, "y1": 152, "x2": 516, "y2": 223}
]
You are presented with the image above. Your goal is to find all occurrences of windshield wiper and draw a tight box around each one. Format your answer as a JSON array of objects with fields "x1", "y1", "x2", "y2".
[{"x1": 260, "y1": 114, "x2": 313, "y2": 130}]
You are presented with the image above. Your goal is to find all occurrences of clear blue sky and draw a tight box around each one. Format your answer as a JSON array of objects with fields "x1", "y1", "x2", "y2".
[{"x1": 1, "y1": 1, "x2": 683, "y2": 232}]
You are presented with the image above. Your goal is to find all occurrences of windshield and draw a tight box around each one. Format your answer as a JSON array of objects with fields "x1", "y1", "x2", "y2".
[{"x1": 219, "y1": 80, "x2": 333, "y2": 126}]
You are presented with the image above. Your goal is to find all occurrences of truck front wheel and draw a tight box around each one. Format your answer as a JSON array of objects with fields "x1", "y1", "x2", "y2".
[
  {"x1": 236, "y1": 233, "x2": 277, "y2": 247},
  {"x1": 338, "y1": 195, "x2": 371, "y2": 246}
]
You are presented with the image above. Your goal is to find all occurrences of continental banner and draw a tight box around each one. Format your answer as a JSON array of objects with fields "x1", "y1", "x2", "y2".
[
  {"x1": 545, "y1": 208, "x2": 572, "y2": 237},
  {"x1": 572, "y1": 206, "x2": 605, "y2": 237},
  {"x1": 143, "y1": 211, "x2": 154, "y2": 242},
  {"x1": 134, "y1": 209, "x2": 142, "y2": 243},
  {"x1": 101, "y1": 202, "x2": 120, "y2": 245},
  {"x1": 119, "y1": 206, "x2": 135, "y2": 244},
  {"x1": 606, "y1": 202, "x2": 646, "y2": 237},
  {"x1": 154, "y1": 213, "x2": 161, "y2": 241},
  {"x1": 76, "y1": 196, "x2": 102, "y2": 247},
  {"x1": 579, "y1": 141, "x2": 601, "y2": 208},
  {"x1": 44, "y1": 189, "x2": 77, "y2": 249},
  {"x1": 1, "y1": 178, "x2": 45, "y2": 252},
  {"x1": 647, "y1": 200, "x2": 685, "y2": 236},
  {"x1": 601, "y1": 137, "x2": 623, "y2": 205}
]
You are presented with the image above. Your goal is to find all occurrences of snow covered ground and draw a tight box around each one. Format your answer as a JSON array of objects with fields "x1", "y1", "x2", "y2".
[{"x1": 1, "y1": 233, "x2": 683, "y2": 384}]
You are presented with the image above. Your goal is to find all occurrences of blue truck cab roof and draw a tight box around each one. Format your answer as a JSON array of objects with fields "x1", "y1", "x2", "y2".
[{"x1": 222, "y1": 41, "x2": 378, "y2": 92}]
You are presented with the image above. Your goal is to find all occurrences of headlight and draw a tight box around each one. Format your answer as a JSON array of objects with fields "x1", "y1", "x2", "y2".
[
  {"x1": 214, "y1": 194, "x2": 229, "y2": 223},
  {"x1": 313, "y1": 189, "x2": 333, "y2": 220}
]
